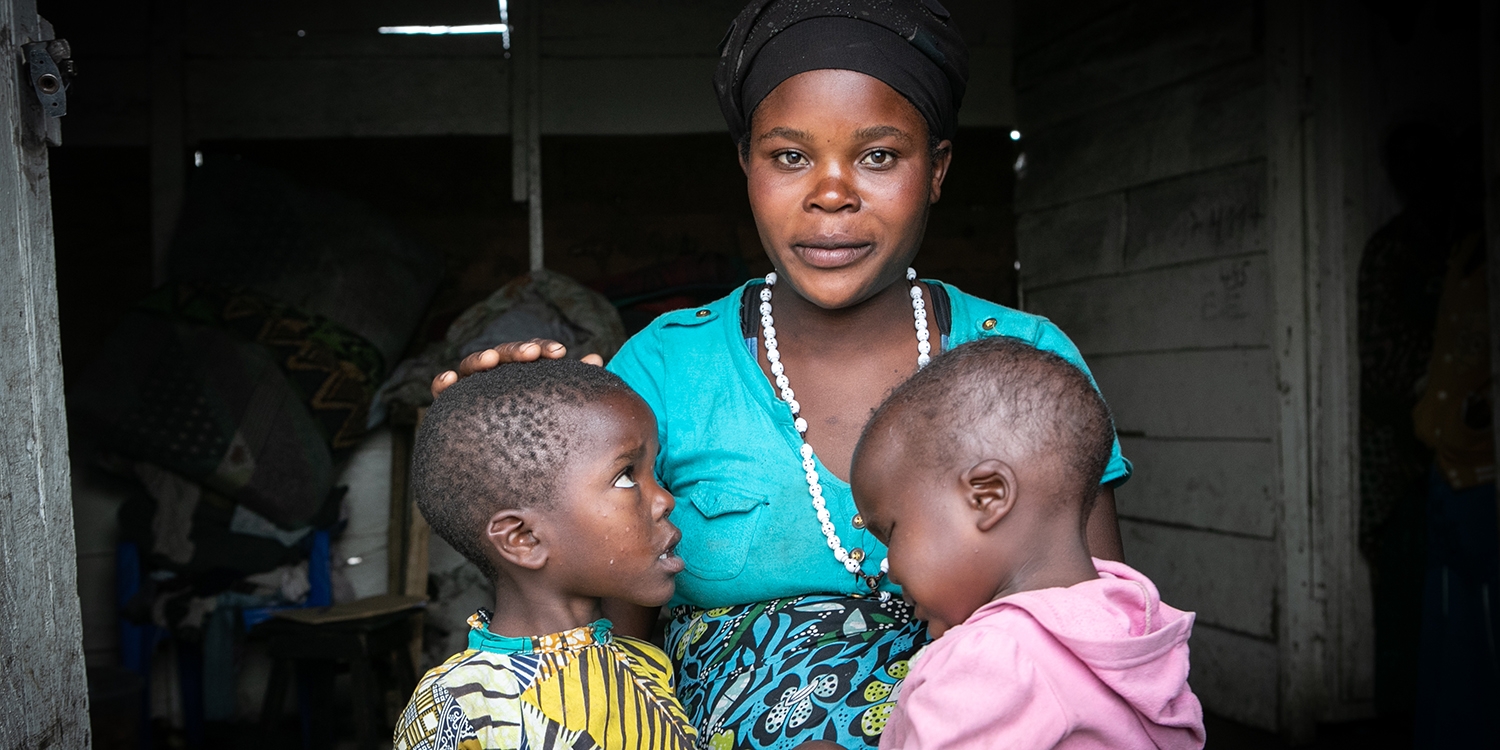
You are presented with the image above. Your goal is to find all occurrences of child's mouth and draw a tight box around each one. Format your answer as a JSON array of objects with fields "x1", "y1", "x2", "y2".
[{"x1": 657, "y1": 548, "x2": 685, "y2": 573}]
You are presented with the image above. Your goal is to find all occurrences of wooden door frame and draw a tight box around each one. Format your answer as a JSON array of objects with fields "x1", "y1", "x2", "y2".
[
  {"x1": 1267, "y1": 0, "x2": 1381, "y2": 739},
  {"x1": 0, "y1": 0, "x2": 91, "y2": 746}
]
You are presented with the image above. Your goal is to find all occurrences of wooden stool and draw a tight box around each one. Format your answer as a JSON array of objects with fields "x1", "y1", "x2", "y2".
[{"x1": 256, "y1": 594, "x2": 425, "y2": 750}]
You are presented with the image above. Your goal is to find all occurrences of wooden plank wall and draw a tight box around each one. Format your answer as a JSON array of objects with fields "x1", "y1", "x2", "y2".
[
  {"x1": 57, "y1": 0, "x2": 1014, "y2": 146},
  {"x1": 1012, "y1": 0, "x2": 1280, "y2": 730}
]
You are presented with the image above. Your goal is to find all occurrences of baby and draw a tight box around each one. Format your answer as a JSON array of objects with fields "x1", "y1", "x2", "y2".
[
  {"x1": 392, "y1": 359, "x2": 697, "y2": 750},
  {"x1": 850, "y1": 337, "x2": 1206, "y2": 749}
]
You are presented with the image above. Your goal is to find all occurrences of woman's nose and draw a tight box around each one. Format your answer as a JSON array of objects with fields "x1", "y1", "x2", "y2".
[{"x1": 806, "y1": 169, "x2": 859, "y2": 213}]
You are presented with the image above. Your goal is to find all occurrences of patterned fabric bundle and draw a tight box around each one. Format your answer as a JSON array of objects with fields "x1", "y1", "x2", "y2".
[
  {"x1": 72, "y1": 283, "x2": 383, "y2": 528},
  {"x1": 138, "y1": 283, "x2": 386, "y2": 456},
  {"x1": 373, "y1": 269, "x2": 627, "y2": 424},
  {"x1": 666, "y1": 594, "x2": 927, "y2": 750},
  {"x1": 394, "y1": 613, "x2": 697, "y2": 750}
]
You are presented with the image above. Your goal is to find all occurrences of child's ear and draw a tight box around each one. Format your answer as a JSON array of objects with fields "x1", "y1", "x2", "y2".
[
  {"x1": 961, "y1": 458, "x2": 1017, "y2": 532},
  {"x1": 486, "y1": 509, "x2": 549, "y2": 570}
]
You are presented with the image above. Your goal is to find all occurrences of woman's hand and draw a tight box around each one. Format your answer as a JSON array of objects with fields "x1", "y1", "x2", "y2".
[{"x1": 430, "y1": 339, "x2": 605, "y2": 398}]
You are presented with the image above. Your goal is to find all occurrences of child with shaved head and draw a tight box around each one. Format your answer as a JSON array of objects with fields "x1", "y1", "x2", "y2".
[
  {"x1": 393, "y1": 359, "x2": 696, "y2": 750},
  {"x1": 851, "y1": 338, "x2": 1205, "y2": 750}
]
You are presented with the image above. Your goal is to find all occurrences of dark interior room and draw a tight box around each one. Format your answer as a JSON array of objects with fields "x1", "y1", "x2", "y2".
[{"x1": 2, "y1": 0, "x2": 1497, "y2": 748}]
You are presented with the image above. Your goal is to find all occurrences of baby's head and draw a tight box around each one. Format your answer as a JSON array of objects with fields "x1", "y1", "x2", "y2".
[
  {"x1": 413, "y1": 359, "x2": 682, "y2": 609},
  {"x1": 851, "y1": 337, "x2": 1115, "y2": 636}
]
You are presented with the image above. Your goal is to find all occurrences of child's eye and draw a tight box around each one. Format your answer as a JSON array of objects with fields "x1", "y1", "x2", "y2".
[
  {"x1": 613, "y1": 469, "x2": 638, "y2": 489},
  {"x1": 861, "y1": 149, "x2": 896, "y2": 167}
]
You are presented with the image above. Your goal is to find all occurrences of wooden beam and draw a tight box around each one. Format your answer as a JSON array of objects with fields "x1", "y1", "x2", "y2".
[
  {"x1": 149, "y1": 0, "x2": 185, "y2": 286},
  {"x1": 402, "y1": 411, "x2": 431, "y2": 601},
  {"x1": 510, "y1": 0, "x2": 527, "y2": 203},
  {"x1": 0, "y1": 0, "x2": 90, "y2": 746},
  {"x1": 1265, "y1": 0, "x2": 1321, "y2": 740},
  {"x1": 524, "y1": 0, "x2": 543, "y2": 271},
  {"x1": 1483, "y1": 0, "x2": 1500, "y2": 550},
  {"x1": 1306, "y1": 0, "x2": 1375, "y2": 719},
  {"x1": 387, "y1": 420, "x2": 413, "y2": 597}
]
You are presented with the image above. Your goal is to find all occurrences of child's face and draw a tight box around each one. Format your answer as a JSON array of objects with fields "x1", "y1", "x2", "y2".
[
  {"x1": 743, "y1": 68, "x2": 949, "y2": 310},
  {"x1": 545, "y1": 392, "x2": 682, "y2": 607},
  {"x1": 851, "y1": 432, "x2": 1003, "y2": 638}
]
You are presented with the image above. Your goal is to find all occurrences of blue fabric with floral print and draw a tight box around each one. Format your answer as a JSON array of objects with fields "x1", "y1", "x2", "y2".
[{"x1": 667, "y1": 594, "x2": 923, "y2": 750}]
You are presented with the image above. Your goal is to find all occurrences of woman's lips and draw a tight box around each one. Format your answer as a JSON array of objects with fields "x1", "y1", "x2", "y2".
[{"x1": 792, "y1": 242, "x2": 874, "y2": 269}]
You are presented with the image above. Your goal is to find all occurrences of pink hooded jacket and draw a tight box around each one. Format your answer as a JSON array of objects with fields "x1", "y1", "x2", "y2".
[{"x1": 880, "y1": 559, "x2": 1205, "y2": 749}]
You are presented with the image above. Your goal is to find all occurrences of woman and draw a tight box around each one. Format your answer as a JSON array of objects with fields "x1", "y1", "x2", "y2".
[{"x1": 433, "y1": 2, "x2": 1131, "y2": 748}]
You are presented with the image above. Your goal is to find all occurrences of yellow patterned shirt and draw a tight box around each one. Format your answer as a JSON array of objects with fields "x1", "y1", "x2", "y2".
[{"x1": 393, "y1": 614, "x2": 698, "y2": 750}]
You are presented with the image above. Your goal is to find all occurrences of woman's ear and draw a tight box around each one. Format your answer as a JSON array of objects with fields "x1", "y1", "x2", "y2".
[
  {"x1": 961, "y1": 458, "x2": 1016, "y2": 532},
  {"x1": 486, "y1": 509, "x2": 549, "y2": 570},
  {"x1": 928, "y1": 139, "x2": 953, "y2": 204}
]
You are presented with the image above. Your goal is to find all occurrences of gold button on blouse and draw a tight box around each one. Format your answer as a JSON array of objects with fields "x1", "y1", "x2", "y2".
[
  {"x1": 851, "y1": 514, "x2": 866, "y2": 529},
  {"x1": 850, "y1": 548, "x2": 865, "y2": 562},
  {"x1": 982, "y1": 318, "x2": 997, "y2": 330},
  {"x1": 695, "y1": 309, "x2": 711, "y2": 317}
]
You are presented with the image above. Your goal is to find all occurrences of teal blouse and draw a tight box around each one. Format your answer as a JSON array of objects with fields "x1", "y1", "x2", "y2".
[{"x1": 606, "y1": 280, "x2": 1131, "y2": 609}]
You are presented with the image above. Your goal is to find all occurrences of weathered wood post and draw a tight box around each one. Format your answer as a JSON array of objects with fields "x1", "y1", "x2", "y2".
[
  {"x1": 1483, "y1": 0, "x2": 1500, "y2": 549},
  {"x1": 0, "y1": 0, "x2": 91, "y2": 746}
]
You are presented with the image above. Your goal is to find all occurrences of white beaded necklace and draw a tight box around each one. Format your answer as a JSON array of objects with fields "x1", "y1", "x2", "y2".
[{"x1": 759, "y1": 267, "x2": 930, "y2": 590}]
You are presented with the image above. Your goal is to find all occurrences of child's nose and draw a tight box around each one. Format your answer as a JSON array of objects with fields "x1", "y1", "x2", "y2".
[{"x1": 654, "y1": 485, "x2": 676, "y2": 518}]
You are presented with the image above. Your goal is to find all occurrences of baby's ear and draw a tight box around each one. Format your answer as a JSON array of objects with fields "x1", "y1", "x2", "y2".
[
  {"x1": 487, "y1": 509, "x2": 549, "y2": 570},
  {"x1": 961, "y1": 458, "x2": 1017, "y2": 532}
]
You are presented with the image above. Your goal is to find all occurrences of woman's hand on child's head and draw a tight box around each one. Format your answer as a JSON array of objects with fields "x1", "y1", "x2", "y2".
[{"x1": 430, "y1": 339, "x2": 605, "y2": 398}]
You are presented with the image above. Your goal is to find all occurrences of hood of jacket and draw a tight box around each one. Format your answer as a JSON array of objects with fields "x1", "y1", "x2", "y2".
[{"x1": 974, "y1": 558, "x2": 1205, "y2": 747}]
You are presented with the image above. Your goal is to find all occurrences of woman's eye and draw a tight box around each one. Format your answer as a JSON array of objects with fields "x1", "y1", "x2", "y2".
[
  {"x1": 862, "y1": 150, "x2": 895, "y2": 167},
  {"x1": 775, "y1": 151, "x2": 807, "y2": 167},
  {"x1": 613, "y1": 469, "x2": 638, "y2": 489}
]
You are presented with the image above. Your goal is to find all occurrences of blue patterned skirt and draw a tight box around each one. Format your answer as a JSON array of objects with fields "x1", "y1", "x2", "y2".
[{"x1": 666, "y1": 593, "x2": 928, "y2": 750}]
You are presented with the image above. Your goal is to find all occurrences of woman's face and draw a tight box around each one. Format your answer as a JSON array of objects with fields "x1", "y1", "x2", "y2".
[{"x1": 743, "y1": 69, "x2": 952, "y2": 310}]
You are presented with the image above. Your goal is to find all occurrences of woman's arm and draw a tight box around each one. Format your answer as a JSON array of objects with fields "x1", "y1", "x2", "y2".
[{"x1": 1086, "y1": 486, "x2": 1125, "y2": 562}]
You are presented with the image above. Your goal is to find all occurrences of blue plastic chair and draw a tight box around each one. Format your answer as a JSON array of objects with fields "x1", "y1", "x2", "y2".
[{"x1": 117, "y1": 530, "x2": 333, "y2": 749}]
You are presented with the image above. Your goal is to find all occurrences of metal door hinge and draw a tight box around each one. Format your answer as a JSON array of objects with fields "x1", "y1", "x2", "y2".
[{"x1": 22, "y1": 38, "x2": 73, "y2": 118}]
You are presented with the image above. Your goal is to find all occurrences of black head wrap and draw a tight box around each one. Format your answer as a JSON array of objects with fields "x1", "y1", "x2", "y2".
[{"x1": 714, "y1": 0, "x2": 969, "y2": 145}]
